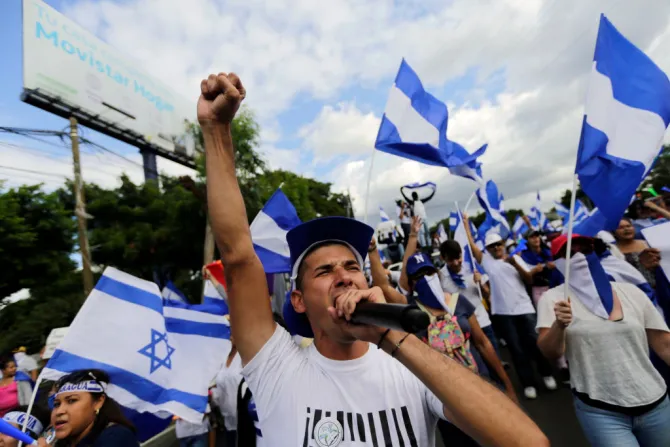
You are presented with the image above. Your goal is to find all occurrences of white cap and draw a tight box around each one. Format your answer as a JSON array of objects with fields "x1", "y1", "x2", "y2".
[{"x1": 484, "y1": 233, "x2": 503, "y2": 247}]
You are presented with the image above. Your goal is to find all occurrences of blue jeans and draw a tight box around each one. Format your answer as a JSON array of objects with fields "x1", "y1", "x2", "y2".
[
  {"x1": 492, "y1": 314, "x2": 553, "y2": 388},
  {"x1": 574, "y1": 395, "x2": 670, "y2": 447},
  {"x1": 180, "y1": 433, "x2": 208, "y2": 447},
  {"x1": 418, "y1": 222, "x2": 429, "y2": 247}
]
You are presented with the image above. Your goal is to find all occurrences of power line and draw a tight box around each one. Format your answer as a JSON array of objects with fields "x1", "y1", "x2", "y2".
[{"x1": 0, "y1": 165, "x2": 69, "y2": 178}]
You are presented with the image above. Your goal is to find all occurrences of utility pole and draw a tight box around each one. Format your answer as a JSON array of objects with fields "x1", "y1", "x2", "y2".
[{"x1": 70, "y1": 117, "x2": 94, "y2": 296}]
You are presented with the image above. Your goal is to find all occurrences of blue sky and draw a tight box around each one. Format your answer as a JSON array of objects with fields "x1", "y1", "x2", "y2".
[{"x1": 1, "y1": 0, "x2": 669, "y2": 229}]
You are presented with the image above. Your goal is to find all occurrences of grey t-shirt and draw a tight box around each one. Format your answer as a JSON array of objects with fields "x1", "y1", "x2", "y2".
[{"x1": 537, "y1": 282, "x2": 669, "y2": 407}]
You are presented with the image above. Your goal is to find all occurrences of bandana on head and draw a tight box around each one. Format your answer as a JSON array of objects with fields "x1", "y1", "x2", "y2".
[
  {"x1": 555, "y1": 252, "x2": 614, "y2": 319},
  {"x1": 3, "y1": 411, "x2": 44, "y2": 437},
  {"x1": 49, "y1": 380, "x2": 107, "y2": 410},
  {"x1": 413, "y1": 274, "x2": 452, "y2": 313}
]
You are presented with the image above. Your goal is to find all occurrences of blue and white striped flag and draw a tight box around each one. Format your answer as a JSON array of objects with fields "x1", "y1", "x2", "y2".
[
  {"x1": 251, "y1": 189, "x2": 302, "y2": 274},
  {"x1": 530, "y1": 192, "x2": 549, "y2": 231},
  {"x1": 449, "y1": 212, "x2": 459, "y2": 233},
  {"x1": 379, "y1": 207, "x2": 391, "y2": 222},
  {"x1": 512, "y1": 216, "x2": 529, "y2": 238},
  {"x1": 42, "y1": 268, "x2": 231, "y2": 423},
  {"x1": 476, "y1": 180, "x2": 510, "y2": 234},
  {"x1": 162, "y1": 281, "x2": 188, "y2": 305},
  {"x1": 577, "y1": 15, "x2": 670, "y2": 227},
  {"x1": 452, "y1": 211, "x2": 484, "y2": 275},
  {"x1": 375, "y1": 59, "x2": 486, "y2": 182}
]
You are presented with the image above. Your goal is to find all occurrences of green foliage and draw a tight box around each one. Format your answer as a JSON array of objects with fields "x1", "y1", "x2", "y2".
[
  {"x1": 0, "y1": 184, "x2": 76, "y2": 299},
  {"x1": 641, "y1": 145, "x2": 670, "y2": 194}
]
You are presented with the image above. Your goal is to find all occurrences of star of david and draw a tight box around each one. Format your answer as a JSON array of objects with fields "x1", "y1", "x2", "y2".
[{"x1": 138, "y1": 329, "x2": 176, "y2": 374}]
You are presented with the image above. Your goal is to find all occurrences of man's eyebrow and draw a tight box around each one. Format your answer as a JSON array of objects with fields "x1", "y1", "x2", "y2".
[{"x1": 313, "y1": 259, "x2": 359, "y2": 273}]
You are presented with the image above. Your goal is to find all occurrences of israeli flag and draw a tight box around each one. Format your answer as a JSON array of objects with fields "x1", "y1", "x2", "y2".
[
  {"x1": 577, "y1": 15, "x2": 670, "y2": 225},
  {"x1": 203, "y1": 280, "x2": 229, "y2": 315},
  {"x1": 250, "y1": 189, "x2": 302, "y2": 274},
  {"x1": 41, "y1": 268, "x2": 231, "y2": 423},
  {"x1": 380, "y1": 207, "x2": 391, "y2": 222},
  {"x1": 162, "y1": 281, "x2": 188, "y2": 305},
  {"x1": 375, "y1": 59, "x2": 486, "y2": 182},
  {"x1": 436, "y1": 223, "x2": 448, "y2": 243},
  {"x1": 476, "y1": 180, "x2": 511, "y2": 233},
  {"x1": 512, "y1": 216, "x2": 529, "y2": 238}
]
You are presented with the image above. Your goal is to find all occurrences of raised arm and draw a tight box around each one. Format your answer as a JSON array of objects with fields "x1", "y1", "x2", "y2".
[
  {"x1": 400, "y1": 187, "x2": 412, "y2": 203},
  {"x1": 462, "y1": 214, "x2": 483, "y2": 264},
  {"x1": 199, "y1": 73, "x2": 275, "y2": 364},
  {"x1": 399, "y1": 216, "x2": 421, "y2": 292},
  {"x1": 368, "y1": 239, "x2": 408, "y2": 304},
  {"x1": 423, "y1": 186, "x2": 437, "y2": 203}
]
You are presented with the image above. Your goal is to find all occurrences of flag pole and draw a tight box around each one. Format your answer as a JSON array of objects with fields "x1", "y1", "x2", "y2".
[
  {"x1": 17, "y1": 375, "x2": 44, "y2": 447},
  {"x1": 455, "y1": 201, "x2": 484, "y2": 305},
  {"x1": 563, "y1": 173, "x2": 579, "y2": 302},
  {"x1": 363, "y1": 149, "x2": 377, "y2": 223},
  {"x1": 464, "y1": 190, "x2": 477, "y2": 214}
]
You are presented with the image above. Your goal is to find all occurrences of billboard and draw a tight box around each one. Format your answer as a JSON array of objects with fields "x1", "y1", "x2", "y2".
[{"x1": 22, "y1": 0, "x2": 196, "y2": 163}]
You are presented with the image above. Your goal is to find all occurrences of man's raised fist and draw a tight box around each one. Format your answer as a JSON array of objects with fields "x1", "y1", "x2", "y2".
[{"x1": 197, "y1": 72, "x2": 246, "y2": 126}]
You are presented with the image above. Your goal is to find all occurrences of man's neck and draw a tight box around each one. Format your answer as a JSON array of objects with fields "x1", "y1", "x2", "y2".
[{"x1": 313, "y1": 336, "x2": 370, "y2": 361}]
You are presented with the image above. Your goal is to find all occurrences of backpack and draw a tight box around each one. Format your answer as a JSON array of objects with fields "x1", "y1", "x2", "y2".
[{"x1": 415, "y1": 294, "x2": 478, "y2": 373}]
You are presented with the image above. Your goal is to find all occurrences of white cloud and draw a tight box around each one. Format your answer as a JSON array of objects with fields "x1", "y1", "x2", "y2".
[
  {"x1": 10, "y1": 0, "x2": 668, "y2": 229},
  {"x1": 298, "y1": 102, "x2": 378, "y2": 161}
]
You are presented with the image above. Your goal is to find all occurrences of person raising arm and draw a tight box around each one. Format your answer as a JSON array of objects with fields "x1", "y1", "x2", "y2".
[
  {"x1": 200, "y1": 72, "x2": 547, "y2": 447},
  {"x1": 198, "y1": 72, "x2": 275, "y2": 364}
]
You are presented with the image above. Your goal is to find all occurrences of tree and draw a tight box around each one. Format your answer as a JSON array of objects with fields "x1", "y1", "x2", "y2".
[
  {"x1": 0, "y1": 184, "x2": 76, "y2": 299},
  {"x1": 559, "y1": 185, "x2": 592, "y2": 210},
  {"x1": 641, "y1": 145, "x2": 670, "y2": 194}
]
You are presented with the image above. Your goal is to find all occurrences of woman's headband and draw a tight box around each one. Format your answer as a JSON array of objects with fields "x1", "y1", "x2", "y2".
[{"x1": 3, "y1": 411, "x2": 43, "y2": 436}]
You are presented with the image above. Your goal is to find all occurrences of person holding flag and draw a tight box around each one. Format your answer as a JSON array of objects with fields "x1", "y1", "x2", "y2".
[
  {"x1": 0, "y1": 405, "x2": 49, "y2": 446},
  {"x1": 461, "y1": 214, "x2": 556, "y2": 400},
  {"x1": 198, "y1": 70, "x2": 548, "y2": 446},
  {"x1": 537, "y1": 235, "x2": 670, "y2": 446}
]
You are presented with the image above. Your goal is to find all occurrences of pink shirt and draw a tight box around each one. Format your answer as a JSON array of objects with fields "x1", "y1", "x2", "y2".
[{"x1": 0, "y1": 381, "x2": 18, "y2": 417}]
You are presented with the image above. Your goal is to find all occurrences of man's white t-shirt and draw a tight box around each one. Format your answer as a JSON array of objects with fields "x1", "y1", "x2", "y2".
[
  {"x1": 481, "y1": 253, "x2": 535, "y2": 316},
  {"x1": 439, "y1": 267, "x2": 491, "y2": 328},
  {"x1": 242, "y1": 326, "x2": 445, "y2": 447},
  {"x1": 412, "y1": 200, "x2": 427, "y2": 220}
]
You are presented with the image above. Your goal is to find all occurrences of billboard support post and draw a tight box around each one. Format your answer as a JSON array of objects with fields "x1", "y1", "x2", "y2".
[
  {"x1": 69, "y1": 117, "x2": 94, "y2": 296},
  {"x1": 140, "y1": 148, "x2": 159, "y2": 183}
]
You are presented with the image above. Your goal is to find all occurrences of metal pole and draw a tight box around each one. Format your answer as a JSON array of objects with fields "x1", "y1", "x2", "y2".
[{"x1": 70, "y1": 117, "x2": 94, "y2": 296}]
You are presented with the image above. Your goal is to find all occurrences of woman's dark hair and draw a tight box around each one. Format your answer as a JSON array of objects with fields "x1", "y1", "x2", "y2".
[
  {"x1": 55, "y1": 369, "x2": 136, "y2": 437},
  {"x1": 0, "y1": 354, "x2": 15, "y2": 370},
  {"x1": 439, "y1": 240, "x2": 462, "y2": 261},
  {"x1": 273, "y1": 312, "x2": 288, "y2": 330},
  {"x1": 14, "y1": 405, "x2": 49, "y2": 437}
]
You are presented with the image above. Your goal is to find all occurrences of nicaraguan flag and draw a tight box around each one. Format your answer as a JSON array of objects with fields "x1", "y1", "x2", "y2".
[
  {"x1": 554, "y1": 202, "x2": 570, "y2": 221},
  {"x1": 530, "y1": 192, "x2": 549, "y2": 231},
  {"x1": 250, "y1": 189, "x2": 302, "y2": 274},
  {"x1": 380, "y1": 207, "x2": 391, "y2": 222},
  {"x1": 577, "y1": 14, "x2": 670, "y2": 225},
  {"x1": 449, "y1": 212, "x2": 459, "y2": 233},
  {"x1": 512, "y1": 216, "x2": 529, "y2": 238},
  {"x1": 452, "y1": 211, "x2": 484, "y2": 275},
  {"x1": 476, "y1": 180, "x2": 510, "y2": 234},
  {"x1": 42, "y1": 268, "x2": 231, "y2": 423},
  {"x1": 375, "y1": 59, "x2": 486, "y2": 182},
  {"x1": 161, "y1": 281, "x2": 188, "y2": 305}
]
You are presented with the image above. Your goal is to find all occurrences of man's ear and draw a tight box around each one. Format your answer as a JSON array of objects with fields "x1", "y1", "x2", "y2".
[{"x1": 290, "y1": 290, "x2": 307, "y2": 314}]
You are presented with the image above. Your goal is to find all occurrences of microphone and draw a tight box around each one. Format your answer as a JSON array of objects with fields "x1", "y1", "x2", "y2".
[{"x1": 350, "y1": 302, "x2": 429, "y2": 333}]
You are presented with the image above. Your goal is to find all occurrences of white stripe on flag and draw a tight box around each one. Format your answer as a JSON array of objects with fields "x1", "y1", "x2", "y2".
[
  {"x1": 250, "y1": 210, "x2": 290, "y2": 257},
  {"x1": 586, "y1": 62, "x2": 666, "y2": 172},
  {"x1": 384, "y1": 85, "x2": 440, "y2": 147}
]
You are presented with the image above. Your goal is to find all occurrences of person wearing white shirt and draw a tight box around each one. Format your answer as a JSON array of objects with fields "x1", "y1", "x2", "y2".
[
  {"x1": 199, "y1": 71, "x2": 548, "y2": 447},
  {"x1": 213, "y1": 340, "x2": 242, "y2": 447},
  {"x1": 438, "y1": 240, "x2": 498, "y2": 356},
  {"x1": 410, "y1": 193, "x2": 429, "y2": 247},
  {"x1": 175, "y1": 410, "x2": 211, "y2": 447},
  {"x1": 462, "y1": 214, "x2": 556, "y2": 400}
]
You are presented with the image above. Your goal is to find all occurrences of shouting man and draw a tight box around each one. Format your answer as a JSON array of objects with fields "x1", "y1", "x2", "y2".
[{"x1": 198, "y1": 71, "x2": 548, "y2": 447}]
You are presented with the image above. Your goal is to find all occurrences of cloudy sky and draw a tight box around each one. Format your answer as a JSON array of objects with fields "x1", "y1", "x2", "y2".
[{"x1": 1, "y1": 0, "x2": 669, "y2": 227}]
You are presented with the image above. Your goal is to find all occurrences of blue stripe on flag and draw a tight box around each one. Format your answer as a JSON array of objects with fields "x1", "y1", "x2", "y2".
[
  {"x1": 48, "y1": 349, "x2": 207, "y2": 413},
  {"x1": 261, "y1": 190, "x2": 302, "y2": 232},
  {"x1": 165, "y1": 318, "x2": 230, "y2": 339},
  {"x1": 395, "y1": 60, "x2": 449, "y2": 132},
  {"x1": 253, "y1": 243, "x2": 291, "y2": 274},
  {"x1": 96, "y1": 276, "x2": 162, "y2": 314}
]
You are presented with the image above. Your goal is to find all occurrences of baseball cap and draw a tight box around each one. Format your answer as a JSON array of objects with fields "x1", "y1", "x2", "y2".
[
  {"x1": 550, "y1": 233, "x2": 592, "y2": 258},
  {"x1": 406, "y1": 252, "x2": 436, "y2": 277},
  {"x1": 282, "y1": 217, "x2": 374, "y2": 337},
  {"x1": 484, "y1": 233, "x2": 503, "y2": 247}
]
